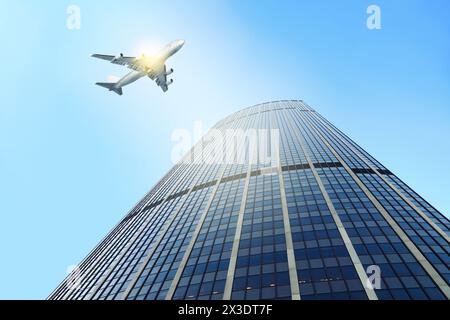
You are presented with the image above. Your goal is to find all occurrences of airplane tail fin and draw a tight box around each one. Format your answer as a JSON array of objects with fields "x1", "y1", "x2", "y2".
[{"x1": 95, "y1": 82, "x2": 123, "y2": 95}]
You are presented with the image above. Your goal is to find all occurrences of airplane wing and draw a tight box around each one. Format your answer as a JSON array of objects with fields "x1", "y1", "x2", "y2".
[
  {"x1": 91, "y1": 54, "x2": 141, "y2": 70},
  {"x1": 91, "y1": 54, "x2": 115, "y2": 61},
  {"x1": 154, "y1": 64, "x2": 170, "y2": 92}
]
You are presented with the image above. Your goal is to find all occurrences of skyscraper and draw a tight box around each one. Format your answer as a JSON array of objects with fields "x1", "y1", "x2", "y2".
[{"x1": 49, "y1": 100, "x2": 450, "y2": 300}]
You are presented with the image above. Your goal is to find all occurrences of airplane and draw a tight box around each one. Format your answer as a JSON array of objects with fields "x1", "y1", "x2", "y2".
[{"x1": 91, "y1": 39, "x2": 185, "y2": 95}]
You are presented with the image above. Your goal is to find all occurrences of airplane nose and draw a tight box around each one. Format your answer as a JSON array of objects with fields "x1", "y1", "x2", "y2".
[{"x1": 178, "y1": 40, "x2": 185, "y2": 47}]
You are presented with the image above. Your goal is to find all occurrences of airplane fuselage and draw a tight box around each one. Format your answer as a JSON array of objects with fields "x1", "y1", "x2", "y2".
[
  {"x1": 116, "y1": 70, "x2": 146, "y2": 88},
  {"x1": 112, "y1": 39, "x2": 184, "y2": 91}
]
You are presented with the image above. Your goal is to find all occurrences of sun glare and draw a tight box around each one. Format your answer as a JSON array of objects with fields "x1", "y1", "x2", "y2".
[
  {"x1": 134, "y1": 40, "x2": 164, "y2": 56},
  {"x1": 106, "y1": 75, "x2": 120, "y2": 83}
]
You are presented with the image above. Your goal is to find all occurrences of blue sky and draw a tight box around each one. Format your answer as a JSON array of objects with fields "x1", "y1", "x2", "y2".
[{"x1": 0, "y1": 0, "x2": 449, "y2": 299}]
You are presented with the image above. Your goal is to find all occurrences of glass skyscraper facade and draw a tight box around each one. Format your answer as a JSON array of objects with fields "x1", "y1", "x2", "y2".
[{"x1": 49, "y1": 100, "x2": 450, "y2": 300}]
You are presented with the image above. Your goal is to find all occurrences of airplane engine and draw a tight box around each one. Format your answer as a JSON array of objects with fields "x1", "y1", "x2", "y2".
[
  {"x1": 165, "y1": 68, "x2": 174, "y2": 76},
  {"x1": 166, "y1": 79, "x2": 174, "y2": 86},
  {"x1": 111, "y1": 53, "x2": 124, "y2": 63}
]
